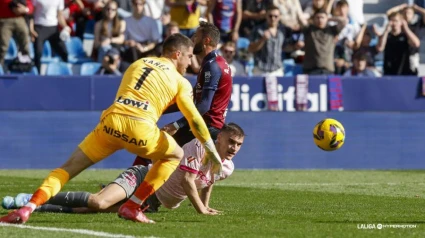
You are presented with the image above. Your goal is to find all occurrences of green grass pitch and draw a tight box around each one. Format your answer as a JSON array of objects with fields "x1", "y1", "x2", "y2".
[{"x1": 0, "y1": 170, "x2": 424, "y2": 237}]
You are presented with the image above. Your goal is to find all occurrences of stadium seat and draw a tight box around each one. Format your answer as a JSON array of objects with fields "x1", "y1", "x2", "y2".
[
  {"x1": 283, "y1": 59, "x2": 295, "y2": 66},
  {"x1": 10, "y1": 66, "x2": 39, "y2": 75},
  {"x1": 374, "y1": 60, "x2": 383, "y2": 67},
  {"x1": 65, "y1": 37, "x2": 92, "y2": 64},
  {"x1": 283, "y1": 59, "x2": 295, "y2": 76},
  {"x1": 80, "y1": 62, "x2": 101, "y2": 75},
  {"x1": 83, "y1": 20, "x2": 95, "y2": 40},
  {"x1": 29, "y1": 41, "x2": 34, "y2": 58},
  {"x1": 284, "y1": 64, "x2": 303, "y2": 76},
  {"x1": 28, "y1": 66, "x2": 39, "y2": 75},
  {"x1": 237, "y1": 37, "x2": 250, "y2": 50},
  {"x1": 40, "y1": 41, "x2": 61, "y2": 63},
  {"x1": 5, "y1": 38, "x2": 18, "y2": 63},
  {"x1": 46, "y1": 62, "x2": 72, "y2": 75},
  {"x1": 369, "y1": 37, "x2": 378, "y2": 47}
]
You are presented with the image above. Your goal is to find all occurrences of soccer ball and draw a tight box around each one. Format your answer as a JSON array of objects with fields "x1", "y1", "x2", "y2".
[{"x1": 313, "y1": 118, "x2": 345, "y2": 151}]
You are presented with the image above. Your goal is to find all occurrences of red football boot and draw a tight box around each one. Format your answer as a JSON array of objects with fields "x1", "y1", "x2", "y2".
[
  {"x1": 0, "y1": 206, "x2": 32, "y2": 224},
  {"x1": 118, "y1": 203, "x2": 155, "y2": 224}
]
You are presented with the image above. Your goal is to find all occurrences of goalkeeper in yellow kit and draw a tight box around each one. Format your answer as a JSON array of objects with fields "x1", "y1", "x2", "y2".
[{"x1": 0, "y1": 33, "x2": 223, "y2": 224}]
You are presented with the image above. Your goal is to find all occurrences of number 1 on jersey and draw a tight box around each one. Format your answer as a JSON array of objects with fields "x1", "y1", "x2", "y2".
[{"x1": 134, "y1": 67, "x2": 153, "y2": 90}]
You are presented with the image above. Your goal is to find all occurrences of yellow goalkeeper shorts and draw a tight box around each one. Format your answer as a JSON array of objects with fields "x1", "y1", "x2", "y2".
[{"x1": 78, "y1": 113, "x2": 177, "y2": 163}]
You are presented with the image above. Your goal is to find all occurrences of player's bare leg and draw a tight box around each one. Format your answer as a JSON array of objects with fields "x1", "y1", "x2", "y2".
[
  {"x1": 0, "y1": 147, "x2": 94, "y2": 224},
  {"x1": 118, "y1": 146, "x2": 184, "y2": 224},
  {"x1": 88, "y1": 183, "x2": 127, "y2": 211},
  {"x1": 5, "y1": 184, "x2": 127, "y2": 214},
  {"x1": 36, "y1": 183, "x2": 126, "y2": 214}
]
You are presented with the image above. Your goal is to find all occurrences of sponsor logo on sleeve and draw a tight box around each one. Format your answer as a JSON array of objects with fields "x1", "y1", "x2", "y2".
[{"x1": 204, "y1": 71, "x2": 211, "y2": 83}]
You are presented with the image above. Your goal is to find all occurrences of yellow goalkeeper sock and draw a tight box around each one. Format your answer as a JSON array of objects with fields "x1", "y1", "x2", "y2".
[
  {"x1": 129, "y1": 159, "x2": 179, "y2": 206},
  {"x1": 30, "y1": 168, "x2": 70, "y2": 207}
]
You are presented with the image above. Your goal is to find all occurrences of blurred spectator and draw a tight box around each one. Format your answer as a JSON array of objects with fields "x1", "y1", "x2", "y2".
[
  {"x1": 93, "y1": 0, "x2": 126, "y2": 62},
  {"x1": 353, "y1": 24, "x2": 379, "y2": 70},
  {"x1": 31, "y1": 0, "x2": 71, "y2": 72},
  {"x1": 408, "y1": 4, "x2": 425, "y2": 35},
  {"x1": 346, "y1": 0, "x2": 364, "y2": 26},
  {"x1": 220, "y1": 41, "x2": 245, "y2": 76},
  {"x1": 248, "y1": 5, "x2": 301, "y2": 76},
  {"x1": 121, "y1": 0, "x2": 161, "y2": 63},
  {"x1": 115, "y1": 0, "x2": 132, "y2": 17},
  {"x1": 273, "y1": 0, "x2": 304, "y2": 31},
  {"x1": 0, "y1": 0, "x2": 33, "y2": 67},
  {"x1": 206, "y1": 0, "x2": 242, "y2": 43},
  {"x1": 332, "y1": 0, "x2": 358, "y2": 75},
  {"x1": 416, "y1": 0, "x2": 425, "y2": 7},
  {"x1": 166, "y1": 0, "x2": 207, "y2": 38},
  {"x1": 8, "y1": 52, "x2": 34, "y2": 73},
  {"x1": 160, "y1": 4, "x2": 171, "y2": 27},
  {"x1": 300, "y1": 8, "x2": 347, "y2": 75},
  {"x1": 96, "y1": 47, "x2": 126, "y2": 75},
  {"x1": 144, "y1": 0, "x2": 165, "y2": 37},
  {"x1": 387, "y1": 3, "x2": 425, "y2": 36},
  {"x1": 156, "y1": 21, "x2": 179, "y2": 56},
  {"x1": 239, "y1": 0, "x2": 271, "y2": 38},
  {"x1": 387, "y1": 3, "x2": 425, "y2": 74},
  {"x1": 343, "y1": 52, "x2": 379, "y2": 77},
  {"x1": 303, "y1": 0, "x2": 334, "y2": 19},
  {"x1": 74, "y1": 0, "x2": 108, "y2": 40},
  {"x1": 164, "y1": 21, "x2": 180, "y2": 38},
  {"x1": 377, "y1": 12, "x2": 420, "y2": 76},
  {"x1": 63, "y1": 0, "x2": 83, "y2": 36}
]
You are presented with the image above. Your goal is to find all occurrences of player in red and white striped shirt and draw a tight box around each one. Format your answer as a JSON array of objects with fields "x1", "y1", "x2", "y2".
[{"x1": 3, "y1": 123, "x2": 245, "y2": 215}]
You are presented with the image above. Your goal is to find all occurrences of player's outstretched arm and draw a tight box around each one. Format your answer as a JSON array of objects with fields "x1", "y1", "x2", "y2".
[
  {"x1": 175, "y1": 81, "x2": 222, "y2": 173},
  {"x1": 200, "y1": 184, "x2": 213, "y2": 208},
  {"x1": 181, "y1": 171, "x2": 218, "y2": 215},
  {"x1": 200, "y1": 185, "x2": 222, "y2": 213}
]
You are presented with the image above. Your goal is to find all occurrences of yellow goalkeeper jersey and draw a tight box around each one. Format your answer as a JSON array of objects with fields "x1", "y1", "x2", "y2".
[
  {"x1": 102, "y1": 57, "x2": 189, "y2": 122},
  {"x1": 101, "y1": 57, "x2": 211, "y2": 143}
]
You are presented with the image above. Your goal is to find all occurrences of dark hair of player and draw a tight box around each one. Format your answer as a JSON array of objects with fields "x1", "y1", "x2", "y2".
[
  {"x1": 198, "y1": 21, "x2": 221, "y2": 47},
  {"x1": 221, "y1": 123, "x2": 245, "y2": 137}
]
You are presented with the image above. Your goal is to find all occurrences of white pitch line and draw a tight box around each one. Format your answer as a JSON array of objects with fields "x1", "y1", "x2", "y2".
[
  {"x1": 0, "y1": 223, "x2": 140, "y2": 238},
  {"x1": 216, "y1": 182, "x2": 423, "y2": 187}
]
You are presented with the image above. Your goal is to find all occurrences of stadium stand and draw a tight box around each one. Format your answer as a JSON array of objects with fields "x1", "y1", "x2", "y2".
[
  {"x1": 236, "y1": 37, "x2": 250, "y2": 50},
  {"x1": 5, "y1": 38, "x2": 18, "y2": 64},
  {"x1": 0, "y1": 0, "x2": 423, "y2": 76},
  {"x1": 80, "y1": 62, "x2": 102, "y2": 75},
  {"x1": 9, "y1": 67, "x2": 39, "y2": 76},
  {"x1": 40, "y1": 42, "x2": 60, "y2": 64},
  {"x1": 65, "y1": 37, "x2": 93, "y2": 64},
  {"x1": 46, "y1": 62, "x2": 73, "y2": 76},
  {"x1": 83, "y1": 20, "x2": 96, "y2": 40}
]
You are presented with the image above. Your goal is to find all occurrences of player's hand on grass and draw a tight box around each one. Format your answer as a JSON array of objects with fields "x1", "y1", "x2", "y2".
[
  {"x1": 161, "y1": 123, "x2": 178, "y2": 136},
  {"x1": 200, "y1": 208, "x2": 219, "y2": 215},
  {"x1": 206, "y1": 207, "x2": 222, "y2": 214}
]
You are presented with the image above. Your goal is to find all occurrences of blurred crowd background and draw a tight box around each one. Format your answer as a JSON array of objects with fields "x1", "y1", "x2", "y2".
[{"x1": 1, "y1": 0, "x2": 424, "y2": 77}]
